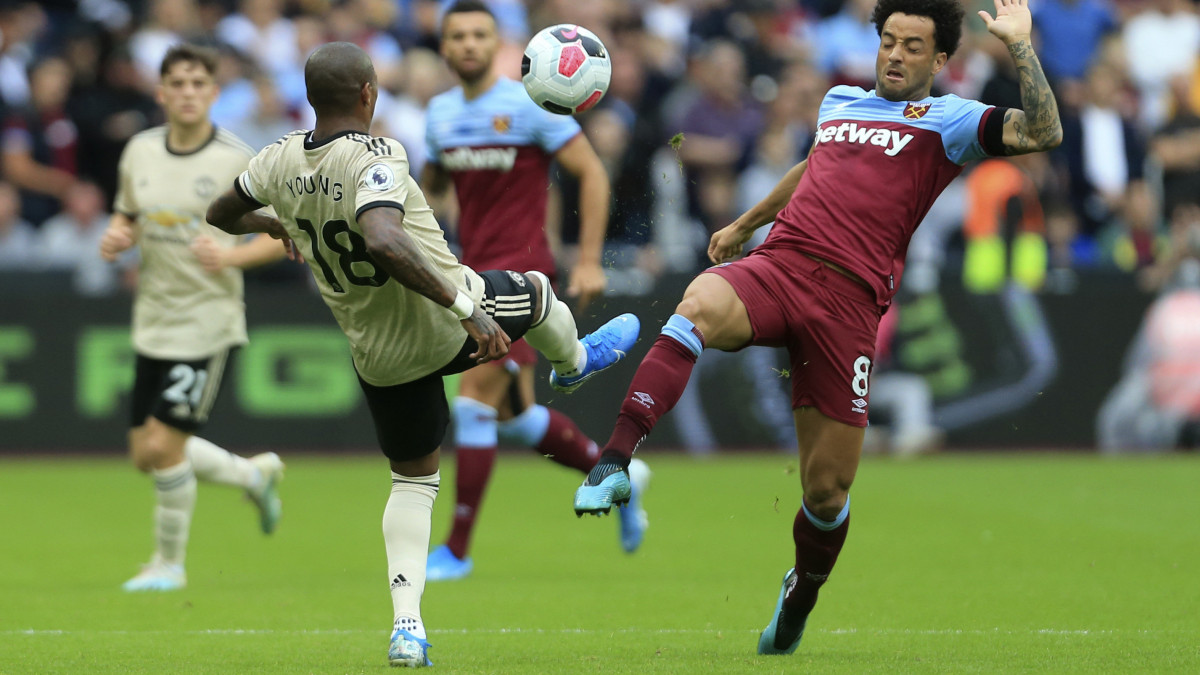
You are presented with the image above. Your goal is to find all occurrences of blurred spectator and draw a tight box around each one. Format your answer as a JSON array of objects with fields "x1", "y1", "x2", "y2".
[
  {"x1": 130, "y1": 0, "x2": 202, "y2": 89},
  {"x1": 373, "y1": 48, "x2": 452, "y2": 176},
  {"x1": 1150, "y1": 77, "x2": 1200, "y2": 222},
  {"x1": 0, "y1": 181, "x2": 36, "y2": 267},
  {"x1": 0, "y1": 2, "x2": 46, "y2": 110},
  {"x1": 216, "y1": 0, "x2": 299, "y2": 81},
  {"x1": 1044, "y1": 200, "x2": 1100, "y2": 270},
  {"x1": 68, "y1": 44, "x2": 159, "y2": 203},
  {"x1": 673, "y1": 40, "x2": 763, "y2": 243},
  {"x1": 2, "y1": 56, "x2": 81, "y2": 225},
  {"x1": 1101, "y1": 179, "x2": 1168, "y2": 272},
  {"x1": 688, "y1": 0, "x2": 793, "y2": 81},
  {"x1": 224, "y1": 75, "x2": 296, "y2": 151},
  {"x1": 1031, "y1": 0, "x2": 1118, "y2": 84},
  {"x1": 328, "y1": 0, "x2": 406, "y2": 92},
  {"x1": 1060, "y1": 63, "x2": 1145, "y2": 233},
  {"x1": 1121, "y1": 0, "x2": 1200, "y2": 130},
  {"x1": 33, "y1": 181, "x2": 119, "y2": 294},
  {"x1": 812, "y1": 0, "x2": 878, "y2": 89}
]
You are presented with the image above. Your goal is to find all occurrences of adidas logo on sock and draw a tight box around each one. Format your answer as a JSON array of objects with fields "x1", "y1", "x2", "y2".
[{"x1": 390, "y1": 573, "x2": 411, "y2": 589}]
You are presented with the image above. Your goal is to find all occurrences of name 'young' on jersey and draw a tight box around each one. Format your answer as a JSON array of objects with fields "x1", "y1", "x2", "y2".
[
  {"x1": 425, "y1": 78, "x2": 581, "y2": 275},
  {"x1": 763, "y1": 86, "x2": 1007, "y2": 305},
  {"x1": 236, "y1": 130, "x2": 484, "y2": 387}
]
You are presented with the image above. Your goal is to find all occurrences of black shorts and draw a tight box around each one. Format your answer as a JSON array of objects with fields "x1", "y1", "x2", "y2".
[
  {"x1": 359, "y1": 269, "x2": 539, "y2": 462},
  {"x1": 130, "y1": 348, "x2": 237, "y2": 433}
]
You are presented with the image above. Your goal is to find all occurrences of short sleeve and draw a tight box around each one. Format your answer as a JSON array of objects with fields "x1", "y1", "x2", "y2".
[
  {"x1": 354, "y1": 141, "x2": 412, "y2": 220},
  {"x1": 235, "y1": 147, "x2": 273, "y2": 207},
  {"x1": 530, "y1": 104, "x2": 581, "y2": 153},
  {"x1": 940, "y1": 95, "x2": 996, "y2": 165},
  {"x1": 112, "y1": 142, "x2": 138, "y2": 217},
  {"x1": 423, "y1": 114, "x2": 441, "y2": 167}
]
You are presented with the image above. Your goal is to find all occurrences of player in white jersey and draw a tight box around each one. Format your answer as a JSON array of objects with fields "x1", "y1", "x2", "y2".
[
  {"x1": 98, "y1": 45, "x2": 290, "y2": 592},
  {"x1": 205, "y1": 41, "x2": 640, "y2": 668}
]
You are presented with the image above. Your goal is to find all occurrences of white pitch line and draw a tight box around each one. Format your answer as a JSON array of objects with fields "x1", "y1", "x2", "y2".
[{"x1": 0, "y1": 628, "x2": 1179, "y2": 637}]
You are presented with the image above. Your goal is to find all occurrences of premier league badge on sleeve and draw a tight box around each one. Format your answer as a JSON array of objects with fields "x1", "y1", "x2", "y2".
[{"x1": 366, "y1": 163, "x2": 395, "y2": 191}]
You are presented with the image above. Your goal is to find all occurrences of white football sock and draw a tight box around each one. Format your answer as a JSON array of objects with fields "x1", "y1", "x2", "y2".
[
  {"x1": 522, "y1": 284, "x2": 586, "y2": 377},
  {"x1": 152, "y1": 459, "x2": 197, "y2": 566},
  {"x1": 186, "y1": 436, "x2": 260, "y2": 489},
  {"x1": 384, "y1": 471, "x2": 439, "y2": 637}
]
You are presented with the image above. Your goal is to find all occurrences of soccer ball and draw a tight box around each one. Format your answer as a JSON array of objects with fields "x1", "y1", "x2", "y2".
[{"x1": 521, "y1": 24, "x2": 611, "y2": 115}]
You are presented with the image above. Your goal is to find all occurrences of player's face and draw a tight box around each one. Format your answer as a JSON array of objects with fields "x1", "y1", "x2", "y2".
[
  {"x1": 875, "y1": 13, "x2": 948, "y2": 102},
  {"x1": 441, "y1": 11, "x2": 499, "y2": 83},
  {"x1": 158, "y1": 61, "x2": 219, "y2": 127}
]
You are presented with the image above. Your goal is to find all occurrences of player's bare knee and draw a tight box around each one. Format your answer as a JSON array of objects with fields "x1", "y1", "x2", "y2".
[
  {"x1": 803, "y1": 486, "x2": 849, "y2": 522},
  {"x1": 131, "y1": 432, "x2": 174, "y2": 472}
]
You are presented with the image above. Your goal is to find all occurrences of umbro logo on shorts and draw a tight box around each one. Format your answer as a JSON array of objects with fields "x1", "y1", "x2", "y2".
[{"x1": 851, "y1": 398, "x2": 867, "y2": 414}]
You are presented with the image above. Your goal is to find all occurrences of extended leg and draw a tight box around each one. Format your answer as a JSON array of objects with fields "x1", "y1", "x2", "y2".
[
  {"x1": 124, "y1": 418, "x2": 194, "y2": 592},
  {"x1": 575, "y1": 273, "x2": 752, "y2": 515}
]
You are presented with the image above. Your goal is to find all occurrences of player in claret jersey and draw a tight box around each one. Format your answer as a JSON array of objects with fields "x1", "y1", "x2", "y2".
[
  {"x1": 571, "y1": 0, "x2": 1062, "y2": 655},
  {"x1": 420, "y1": 0, "x2": 650, "y2": 581}
]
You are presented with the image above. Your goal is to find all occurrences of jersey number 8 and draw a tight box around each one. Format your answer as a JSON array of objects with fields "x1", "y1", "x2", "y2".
[{"x1": 296, "y1": 218, "x2": 389, "y2": 292}]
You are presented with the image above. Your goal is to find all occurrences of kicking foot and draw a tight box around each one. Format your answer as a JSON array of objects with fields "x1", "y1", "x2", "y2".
[
  {"x1": 550, "y1": 313, "x2": 640, "y2": 393},
  {"x1": 757, "y1": 568, "x2": 808, "y2": 655},
  {"x1": 574, "y1": 460, "x2": 631, "y2": 516},
  {"x1": 246, "y1": 452, "x2": 284, "y2": 535},
  {"x1": 122, "y1": 557, "x2": 186, "y2": 592},
  {"x1": 388, "y1": 628, "x2": 433, "y2": 667},
  {"x1": 426, "y1": 544, "x2": 472, "y2": 582},
  {"x1": 617, "y1": 458, "x2": 651, "y2": 552}
]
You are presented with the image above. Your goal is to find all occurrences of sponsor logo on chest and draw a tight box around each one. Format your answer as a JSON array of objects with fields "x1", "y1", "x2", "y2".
[
  {"x1": 440, "y1": 146, "x2": 519, "y2": 172},
  {"x1": 815, "y1": 122, "x2": 914, "y2": 157}
]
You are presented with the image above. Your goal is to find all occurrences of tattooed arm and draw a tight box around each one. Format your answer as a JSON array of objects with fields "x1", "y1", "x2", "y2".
[
  {"x1": 979, "y1": 0, "x2": 1063, "y2": 154},
  {"x1": 358, "y1": 206, "x2": 510, "y2": 363}
]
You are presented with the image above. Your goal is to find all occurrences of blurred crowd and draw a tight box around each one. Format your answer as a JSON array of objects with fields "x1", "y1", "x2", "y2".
[{"x1": 0, "y1": 0, "x2": 1199, "y2": 297}]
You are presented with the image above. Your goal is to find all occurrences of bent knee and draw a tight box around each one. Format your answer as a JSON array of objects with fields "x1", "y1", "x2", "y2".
[{"x1": 130, "y1": 431, "x2": 183, "y2": 472}]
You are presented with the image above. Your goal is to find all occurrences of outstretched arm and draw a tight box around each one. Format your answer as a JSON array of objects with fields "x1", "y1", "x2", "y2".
[
  {"x1": 358, "y1": 206, "x2": 510, "y2": 363},
  {"x1": 979, "y1": 0, "x2": 1063, "y2": 155},
  {"x1": 555, "y1": 134, "x2": 610, "y2": 310},
  {"x1": 708, "y1": 155, "x2": 809, "y2": 263}
]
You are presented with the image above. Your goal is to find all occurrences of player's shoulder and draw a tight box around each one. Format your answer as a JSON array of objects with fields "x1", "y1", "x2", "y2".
[
  {"x1": 428, "y1": 86, "x2": 466, "y2": 114},
  {"x1": 211, "y1": 127, "x2": 259, "y2": 158},
  {"x1": 339, "y1": 132, "x2": 406, "y2": 160},
  {"x1": 125, "y1": 125, "x2": 169, "y2": 151}
]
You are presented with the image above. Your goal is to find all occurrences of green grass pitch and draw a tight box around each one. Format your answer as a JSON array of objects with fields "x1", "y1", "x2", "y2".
[{"x1": 1, "y1": 452, "x2": 1197, "y2": 673}]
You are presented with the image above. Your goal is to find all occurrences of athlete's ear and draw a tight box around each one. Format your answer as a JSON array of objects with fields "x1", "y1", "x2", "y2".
[{"x1": 931, "y1": 51, "x2": 948, "y2": 76}]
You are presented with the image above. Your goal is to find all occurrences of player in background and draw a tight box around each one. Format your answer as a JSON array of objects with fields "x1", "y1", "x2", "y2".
[
  {"x1": 98, "y1": 44, "x2": 289, "y2": 593},
  {"x1": 420, "y1": 0, "x2": 650, "y2": 580},
  {"x1": 572, "y1": 0, "x2": 1062, "y2": 655},
  {"x1": 205, "y1": 41, "x2": 639, "y2": 667}
]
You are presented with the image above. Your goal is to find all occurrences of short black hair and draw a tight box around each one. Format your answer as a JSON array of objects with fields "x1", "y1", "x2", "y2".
[
  {"x1": 442, "y1": 0, "x2": 495, "y2": 25},
  {"x1": 304, "y1": 42, "x2": 376, "y2": 115},
  {"x1": 871, "y1": 0, "x2": 965, "y2": 58},
  {"x1": 160, "y1": 43, "x2": 218, "y2": 77}
]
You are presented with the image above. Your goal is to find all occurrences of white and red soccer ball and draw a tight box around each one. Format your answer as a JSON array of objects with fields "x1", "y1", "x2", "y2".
[{"x1": 521, "y1": 24, "x2": 611, "y2": 115}]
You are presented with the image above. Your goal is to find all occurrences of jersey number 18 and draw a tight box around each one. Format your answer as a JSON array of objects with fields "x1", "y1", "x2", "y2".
[{"x1": 296, "y1": 218, "x2": 389, "y2": 292}]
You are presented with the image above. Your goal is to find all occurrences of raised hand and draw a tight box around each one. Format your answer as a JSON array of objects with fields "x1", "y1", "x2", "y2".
[{"x1": 979, "y1": 0, "x2": 1033, "y2": 44}]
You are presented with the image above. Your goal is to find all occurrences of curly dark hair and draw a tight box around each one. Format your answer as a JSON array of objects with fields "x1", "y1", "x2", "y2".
[{"x1": 871, "y1": 0, "x2": 966, "y2": 58}]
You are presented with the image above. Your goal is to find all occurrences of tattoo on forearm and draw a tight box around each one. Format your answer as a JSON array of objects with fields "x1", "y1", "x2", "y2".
[
  {"x1": 361, "y1": 219, "x2": 454, "y2": 305},
  {"x1": 1007, "y1": 39, "x2": 1062, "y2": 154}
]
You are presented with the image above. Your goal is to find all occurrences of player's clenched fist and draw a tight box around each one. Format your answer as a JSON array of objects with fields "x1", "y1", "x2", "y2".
[
  {"x1": 708, "y1": 220, "x2": 756, "y2": 265},
  {"x1": 99, "y1": 219, "x2": 136, "y2": 261}
]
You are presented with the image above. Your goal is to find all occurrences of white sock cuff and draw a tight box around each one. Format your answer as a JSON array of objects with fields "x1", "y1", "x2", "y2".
[
  {"x1": 525, "y1": 270, "x2": 554, "y2": 326},
  {"x1": 391, "y1": 471, "x2": 441, "y2": 488}
]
